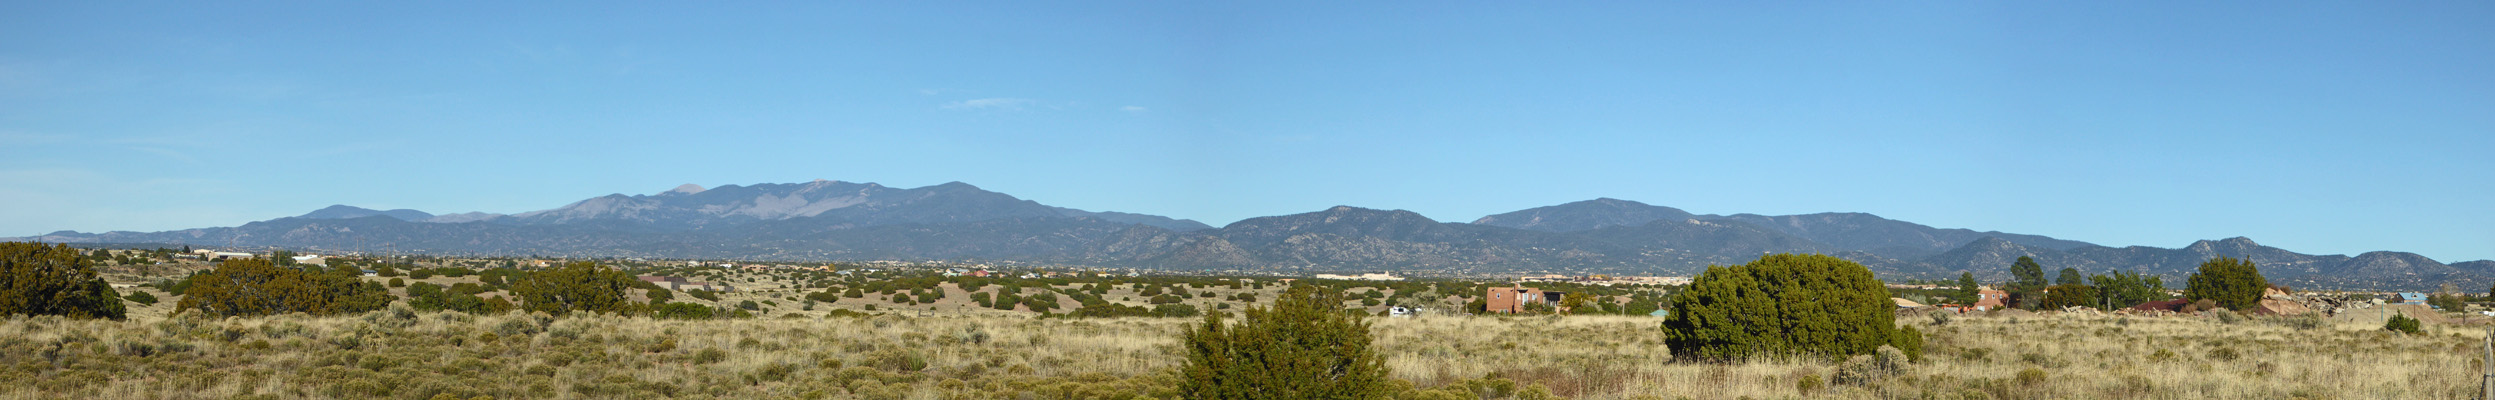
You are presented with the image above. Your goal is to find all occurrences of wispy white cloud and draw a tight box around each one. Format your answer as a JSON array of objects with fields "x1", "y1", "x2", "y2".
[
  {"x1": 1120, "y1": 106, "x2": 1147, "y2": 113},
  {"x1": 942, "y1": 98, "x2": 1036, "y2": 111}
]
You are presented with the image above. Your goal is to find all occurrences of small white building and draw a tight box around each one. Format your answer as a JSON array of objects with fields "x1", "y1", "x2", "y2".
[{"x1": 1314, "y1": 272, "x2": 1405, "y2": 281}]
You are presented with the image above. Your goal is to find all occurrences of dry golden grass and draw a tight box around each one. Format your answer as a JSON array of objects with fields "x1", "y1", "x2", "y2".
[{"x1": 0, "y1": 308, "x2": 2482, "y2": 399}]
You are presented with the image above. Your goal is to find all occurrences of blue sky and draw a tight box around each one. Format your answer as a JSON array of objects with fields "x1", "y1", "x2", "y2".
[{"x1": 3, "y1": 2, "x2": 2489, "y2": 262}]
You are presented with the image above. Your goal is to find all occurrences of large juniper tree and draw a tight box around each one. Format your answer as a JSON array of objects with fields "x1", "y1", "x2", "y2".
[
  {"x1": 1662, "y1": 253, "x2": 1922, "y2": 362},
  {"x1": 2183, "y1": 256, "x2": 2269, "y2": 311},
  {"x1": 510, "y1": 261, "x2": 641, "y2": 316},
  {"x1": 1180, "y1": 284, "x2": 1388, "y2": 399},
  {"x1": 177, "y1": 257, "x2": 389, "y2": 317},
  {"x1": 0, "y1": 242, "x2": 126, "y2": 320}
]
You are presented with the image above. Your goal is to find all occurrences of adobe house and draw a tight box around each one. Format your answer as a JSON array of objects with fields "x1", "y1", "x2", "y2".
[
  {"x1": 1486, "y1": 286, "x2": 1566, "y2": 314},
  {"x1": 1970, "y1": 289, "x2": 2008, "y2": 311}
]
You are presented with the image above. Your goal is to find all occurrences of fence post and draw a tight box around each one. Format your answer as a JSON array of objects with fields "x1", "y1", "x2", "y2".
[{"x1": 2482, "y1": 328, "x2": 2492, "y2": 400}]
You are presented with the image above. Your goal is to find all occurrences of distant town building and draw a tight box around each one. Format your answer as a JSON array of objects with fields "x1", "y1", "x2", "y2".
[
  {"x1": 1313, "y1": 272, "x2": 1405, "y2": 281},
  {"x1": 635, "y1": 275, "x2": 731, "y2": 292},
  {"x1": 1971, "y1": 289, "x2": 2008, "y2": 311},
  {"x1": 1486, "y1": 286, "x2": 1566, "y2": 314},
  {"x1": 1517, "y1": 274, "x2": 1690, "y2": 286}
]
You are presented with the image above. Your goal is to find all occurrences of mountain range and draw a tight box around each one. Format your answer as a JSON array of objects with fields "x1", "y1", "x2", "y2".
[{"x1": 14, "y1": 180, "x2": 2487, "y2": 290}]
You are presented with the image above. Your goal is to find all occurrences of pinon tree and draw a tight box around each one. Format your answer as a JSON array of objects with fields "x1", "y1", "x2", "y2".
[
  {"x1": 1663, "y1": 253, "x2": 1922, "y2": 362},
  {"x1": 1180, "y1": 285, "x2": 1389, "y2": 399},
  {"x1": 177, "y1": 257, "x2": 390, "y2": 317},
  {"x1": 2006, "y1": 256, "x2": 2049, "y2": 310},
  {"x1": 2183, "y1": 256, "x2": 2269, "y2": 311},
  {"x1": 0, "y1": 242, "x2": 127, "y2": 320},
  {"x1": 2089, "y1": 270, "x2": 2167, "y2": 310},
  {"x1": 1954, "y1": 272, "x2": 1980, "y2": 304},
  {"x1": 2039, "y1": 284, "x2": 2098, "y2": 310},
  {"x1": 509, "y1": 261, "x2": 640, "y2": 316}
]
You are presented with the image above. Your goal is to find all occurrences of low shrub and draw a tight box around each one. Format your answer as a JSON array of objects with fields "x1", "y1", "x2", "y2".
[
  {"x1": 1835, "y1": 345, "x2": 1912, "y2": 385},
  {"x1": 2206, "y1": 347, "x2": 2240, "y2": 362},
  {"x1": 2384, "y1": 313, "x2": 2422, "y2": 334},
  {"x1": 864, "y1": 349, "x2": 927, "y2": 372},
  {"x1": 123, "y1": 291, "x2": 159, "y2": 306},
  {"x1": 754, "y1": 362, "x2": 796, "y2": 382},
  {"x1": 693, "y1": 348, "x2": 728, "y2": 364},
  {"x1": 1959, "y1": 347, "x2": 1993, "y2": 363},
  {"x1": 493, "y1": 316, "x2": 545, "y2": 337},
  {"x1": 653, "y1": 302, "x2": 714, "y2": 320},
  {"x1": 2014, "y1": 367, "x2": 2047, "y2": 387},
  {"x1": 2209, "y1": 308, "x2": 2243, "y2": 324}
]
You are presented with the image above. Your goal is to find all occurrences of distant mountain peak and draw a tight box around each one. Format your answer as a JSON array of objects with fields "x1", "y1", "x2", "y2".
[
  {"x1": 1310, "y1": 205, "x2": 1431, "y2": 219},
  {"x1": 666, "y1": 184, "x2": 707, "y2": 195},
  {"x1": 2187, "y1": 236, "x2": 2263, "y2": 252},
  {"x1": 423, "y1": 212, "x2": 504, "y2": 223},
  {"x1": 1473, "y1": 198, "x2": 1693, "y2": 232},
  {"x1": 299, "y1": 205, "x2": 434, "y2": 222},
  {"x1": 301, "y1": 205, "x2": 373, "y2": 217}
]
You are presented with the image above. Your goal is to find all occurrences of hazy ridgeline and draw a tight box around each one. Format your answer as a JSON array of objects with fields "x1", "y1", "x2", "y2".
[{"x1": 0, "y1": 310, "x2": 2480, "y2": 399}]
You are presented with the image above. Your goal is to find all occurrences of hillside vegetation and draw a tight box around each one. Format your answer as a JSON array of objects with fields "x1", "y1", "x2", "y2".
[{"x1": 0, "y1": 309, "x2": 2482, "y2": 399}]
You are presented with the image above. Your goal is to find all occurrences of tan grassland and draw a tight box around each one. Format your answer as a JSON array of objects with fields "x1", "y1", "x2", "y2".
[{"x1": 1, "y1": 306, "x2": 2484, "y2": 400}]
